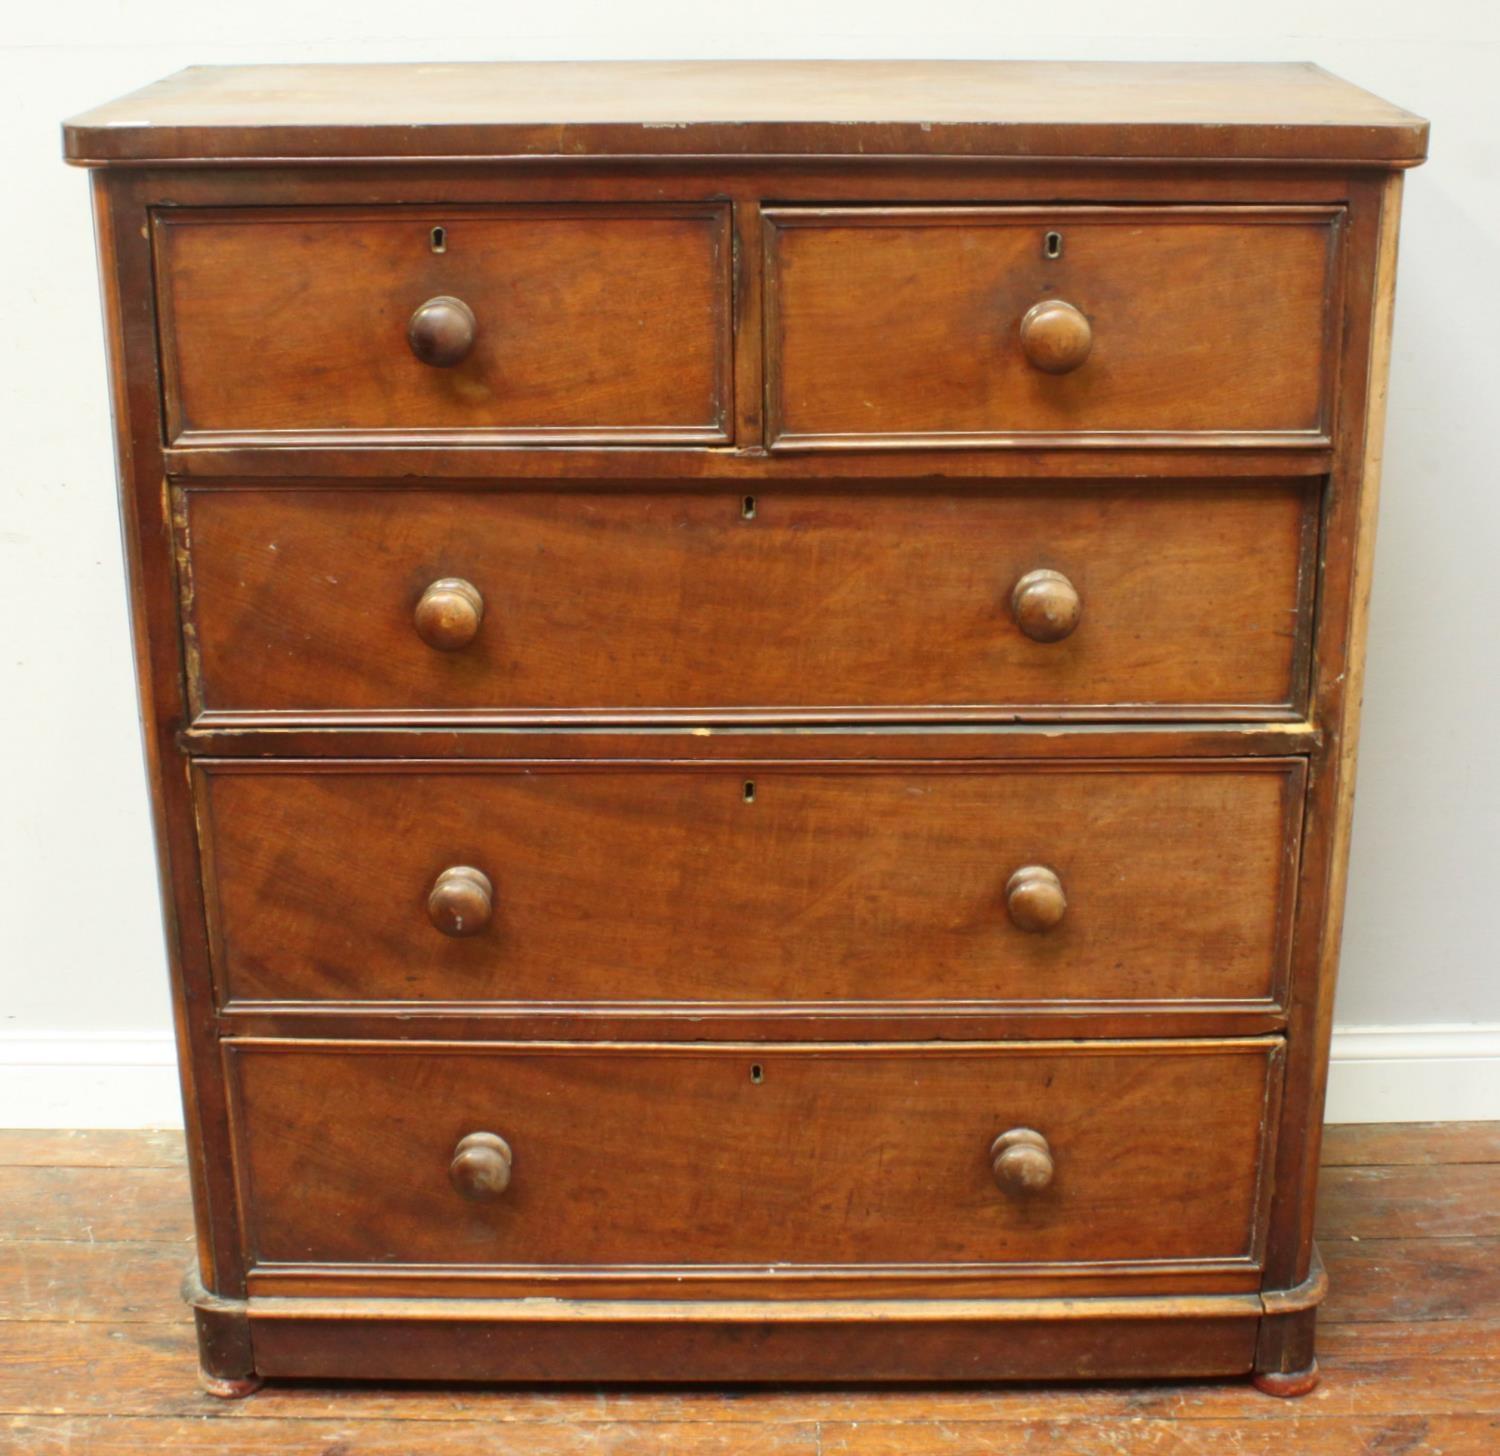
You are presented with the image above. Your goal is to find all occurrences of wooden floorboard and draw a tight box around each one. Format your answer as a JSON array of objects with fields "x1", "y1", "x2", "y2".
[
  {"x1": 818, "y1": 1416, "x2": 1500, "y2": 1454},
  {"x1": 1320, "y1": 1236, "x2": 1500, "y2": 1323},
  {"x1": 1316, "y1": 1162, "x2": 1500, "y2": 1239},
  {"x1": 0, "y1": 1122, "x2": 1494, "y2": 1450},
  {"x1": 0, "y1": 1240, "x2": 190, "y2": 1322},
  {"x1": 0, "y1": 1166, "x2": 194, "y2": 1244},
  {"x1": 0, "y1": 1130, "x2": 186, "y2": 1168},
  {"x1": 0, "y1": 1416, "x2": 820, "y2": 1454},
  {"x1": 1320, "y1": 1121, "x2": 1500, "y2": 1167}
]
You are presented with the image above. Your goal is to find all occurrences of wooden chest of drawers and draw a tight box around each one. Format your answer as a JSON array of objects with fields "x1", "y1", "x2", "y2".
[{"x1": 64, "y1": 60, "x2": 1427, "y2": 1395}]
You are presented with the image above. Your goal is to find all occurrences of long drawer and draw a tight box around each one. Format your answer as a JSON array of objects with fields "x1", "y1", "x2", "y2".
[
  {"x1": 198, "y1": 759, "x2": 1303, "y2": 1011},
  {"x1": 179, "y1": 481, "x2": 1316, "y2": 723},
  {"x1": 227, "y1": 1039, "x2": 1283, "y2": 1275}
]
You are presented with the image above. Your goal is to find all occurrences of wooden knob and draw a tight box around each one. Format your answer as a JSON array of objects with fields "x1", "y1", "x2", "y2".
[
  {"x1": 991, "y1": 1128, "x2": 1054, "y2": 1193},
  {"x1": 414, "y1": 577, "x2": 483, "y2": 651},
  {"x1": 449, "y1": 1132, "x2": 512, "y2": 1200},
  {"x1": 408, "y1": 295, "x2": 476, "y2": 367},
  {"x1": 1019, "y1": 298, "x2": 1093, "y2": 374},
  {"x1": 427, "y1": 866, "x2": 494, "y2": 937},
  {"x1": 1011, "y1": 569, "x2": 1081, "y2": 644},
  {"x1": 1005, "y1": 865, "x2": 1067, "y2": 933}
]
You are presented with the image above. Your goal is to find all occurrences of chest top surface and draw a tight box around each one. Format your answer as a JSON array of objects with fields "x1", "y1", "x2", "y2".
[{"x1": 63, "y1": 59, "x2": 1428, "y2": 166}]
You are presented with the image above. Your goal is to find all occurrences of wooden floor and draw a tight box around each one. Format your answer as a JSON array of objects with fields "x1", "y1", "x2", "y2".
[{"x1": 0, "y1": 1123, "x2": 1496, "y2": 1453}]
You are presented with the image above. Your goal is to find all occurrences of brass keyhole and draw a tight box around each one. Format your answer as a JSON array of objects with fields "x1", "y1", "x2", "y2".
[{"x1": 1043, "y1": 230, "x2": 1063, "y2": 260}]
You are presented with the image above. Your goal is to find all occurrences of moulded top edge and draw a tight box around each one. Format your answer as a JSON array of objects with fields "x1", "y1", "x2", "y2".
[{"x1": 63, "y1": 61, "x2": 1429, "y2": 167}]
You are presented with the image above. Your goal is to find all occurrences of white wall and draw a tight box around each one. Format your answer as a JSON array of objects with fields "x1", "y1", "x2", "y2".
[{"x1": 2, "y1": 2, "x2": 1497, "y2": 1125}]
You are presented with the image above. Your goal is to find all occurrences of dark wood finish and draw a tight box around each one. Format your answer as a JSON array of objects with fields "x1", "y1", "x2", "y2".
[
  {"x1": 154, "y1": 205, "x2": 732, "y2": 446},
  {"x1": 247, "y1": 1306, "x2": 1262, "y2": 1385},
  {"x1": 406, "y1": 296, "x2": 476, "y2": 368},
  {"x1": 196, "y1": 760, "x2": 1304, "y2": 1012},
  {"x1": 225, "y1": 1040, "x2": 1280, "y2": 1273},
  {"x1": 64, "y1": 61, "x2": 1422, "y2": 1391},
  {"x1": 186, "y1": 722, "x2": 1323, "y2": 763},
  {"x1": 189, "y1": 1276, "x2": 261, "y2": 1397},
  {"x1": 1009, "y1": 571, "x2": 1081, "y2": 646},
  {"x1": 425, "y1": 866, "x2": 494, "y2": 938},
  {"x1": 170, "y1": 440, "x2": 1335, "y2": 481},
  {"x1": 764, "y1": 206, "x2": 1342, "y2": 449},
  {"x1": 180, "y1": 482, "x2": 1317, "y2": 722}
]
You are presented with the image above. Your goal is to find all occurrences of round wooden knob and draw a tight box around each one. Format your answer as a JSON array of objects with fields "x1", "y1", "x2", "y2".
[
  {"x1": 1019, "y1": 299, "x2": 1093, "y2": 374},
  {"x1": 449, "y1": 1132, "x2": 512, "y2": 1200},
  {"x1": 1005, "y1": 865, "x2": 1067, "y2": 933},
  {"x1": 427, "y1": 866, "x2": 494, "y2": 938},
  {"x1": 991, "y1": 1128, "x2": 1054, "y2": 1193},
  {"x1": 408, "y1": 295, "x2": 476, "y2": 367},
  {"x1": 1011, "y1": 569, "x2": 1081, "y2": 644},
  {"x1": 414, "y1": 577, "x2": 483, "y2": 651}
]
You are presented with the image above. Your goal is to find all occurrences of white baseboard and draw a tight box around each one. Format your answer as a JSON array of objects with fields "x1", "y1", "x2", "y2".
[
  {"x1": 0, "y1": 1032, "x2": 182, "y2": 1129},
  {"x1": 0, "y1": 1025, "x2": 1497, "y2": 1129},
  {"x1": 1323, "y1": 1024, "x2": 1500, "y2": 1123}
]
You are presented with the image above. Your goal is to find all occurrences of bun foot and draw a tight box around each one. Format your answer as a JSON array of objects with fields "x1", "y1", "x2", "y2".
[
  {"x1": 199, "y1": 1370, "x2": 263, "y2": 1399},
  {"x1": 1253, "y1": 1359, "x2": 1320, "y2": 1398}
]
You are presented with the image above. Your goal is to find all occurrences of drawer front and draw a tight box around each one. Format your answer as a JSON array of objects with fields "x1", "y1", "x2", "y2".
[
  {"x1": 181, "y1": 482, "x2": 1315, "y2": 722},
  {"x1": 228, "y1": 1040, "x2": 1281, "y2": 1271},
  {"x1": 766, "y1": 206, "x2": 1341, "y2": 448},
  {"x1": 154, "y1": 205, "x2": 731, "y2": 444},
  {"x1": 199, "y1": 760, "x2": 1302, "y2": 1010}
]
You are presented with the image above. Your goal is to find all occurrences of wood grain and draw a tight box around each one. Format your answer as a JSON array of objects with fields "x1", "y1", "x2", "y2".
[
  {"x1": 1, "y1": 1415, "x2": 820, "y2": 1454},
  {"x1": 0, "y1": 1167, "x2": 193, "y2": 1244},
  {"x1": 61, "y1": 61, "x2": 1429, "y2": 165},
  {"x1": 181, "y1": 482, "x2": 1316, "y2": 721},
  {"x1": 1322, "y1": 1122, "x2": 1500, "y2": 1167},
  {"x1": 1316, "y1": 1165, "x2": 1500, "y2": 1240},
  {"x1": 155, "y1": 205, "x2": 731, "y2": 445},
  {"x1": 814, "y1": 1415, "x2": 1500, "y2": 1453},
  {"x1": 0, "y1": 1241, "x2": 189, "y2": 1322},
  {"x1": 0, "y1": 1130, "x2": 185, "y2": 1168},
  {"x1": 64, "y1": 60, "x2": 1426, "y2": 1391},
  {"x1": 767, "y1": 207, "x2": 1340, "y2": 447},
  {"x1": 198, "y1": 759, "x2": 1302, "y2": 1012},
  {"x1": 226, "y1": 1040, "x2": 1280, "y2": 1272},
  {"x1": 1320, "y1": 1237, "x2": 1500, "y2": 1324}
]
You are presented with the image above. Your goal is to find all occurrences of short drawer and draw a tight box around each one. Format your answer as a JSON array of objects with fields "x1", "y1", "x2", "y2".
[
  {"x1": 180, "y1": 481, "x2": 1316, "y2": 723},
  {"x1": 199, "y1": 759, "x2": 1303, "y2": 1013},
  {"x1": 228, "y1": 1039, "x2": 1282, "y2": 1276},
  {"x1": 154, "y1": 205, "x2": 731, "y2": 445},
  {"x1": 765, "y1": 206, "x2": 1342, "y2": 448}
]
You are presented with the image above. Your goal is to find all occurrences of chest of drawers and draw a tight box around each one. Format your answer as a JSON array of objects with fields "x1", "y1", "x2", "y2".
[{"x1": 64, "y1": 60, "x2": 1427, "y2": 1396}]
